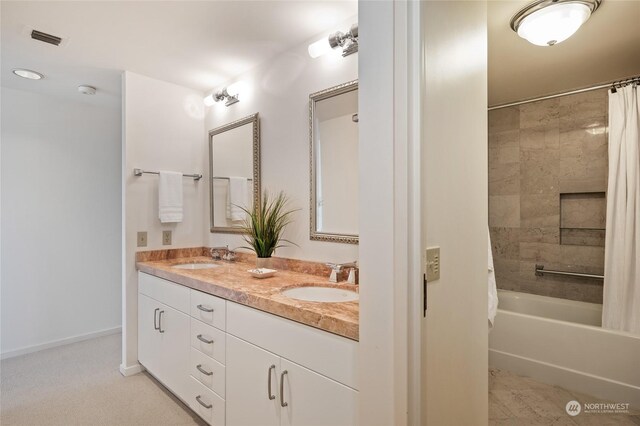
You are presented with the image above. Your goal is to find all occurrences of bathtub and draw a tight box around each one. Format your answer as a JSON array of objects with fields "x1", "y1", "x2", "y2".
[{"x1": 489, "y1": 290, "x2": 640, "y2": 408}]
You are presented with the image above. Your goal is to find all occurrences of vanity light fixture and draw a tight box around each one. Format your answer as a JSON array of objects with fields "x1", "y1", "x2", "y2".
[
  {"x1": 204, "y1": 81, "x2": 246, "y2": 107},
  {"x1": 510, "y1": 0, "x2": 601, "y2": 46},
  {"x1": 12, "y1": 68, "x2": 44, "y2": 80},
  {"x1": 308, "y1": 23, "x2": 358, "y2": 59}
]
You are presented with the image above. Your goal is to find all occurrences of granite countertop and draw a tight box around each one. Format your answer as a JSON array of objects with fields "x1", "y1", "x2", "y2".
[{"x1": 136, "y1": 256, "x2": 359, "y2": 341}]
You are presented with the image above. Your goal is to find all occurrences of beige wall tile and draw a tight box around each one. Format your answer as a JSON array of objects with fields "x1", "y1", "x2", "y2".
[
  {"x1": 520, "y1": 98, "x2": 559, "y2": 129},
  {"x1": 489, "y1": 195, "x2": 520, "y2": 228},
  {"x1": 489, "y1": 107, "x2": 520, "y2": 134},
  {"x1": 521, "y1": 194, "x2": 559, "y2": 228},
  {"x1": 490, "y1": 162, "x2": 520, "y2": 195}
]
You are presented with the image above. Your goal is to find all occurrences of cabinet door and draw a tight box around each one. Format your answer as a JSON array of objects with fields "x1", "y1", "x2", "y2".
[
  {"x1": 138, "y1": 293, "x2": 161, "y2": 374},
  {"x1": 157, "y1": 304, "x2": 190, "y2": 402},
  {"x1": 280, "y1": 359, "x2": 358, "y2": 426},
  {"x1": 226, "y1": 335, "x2": 281, "y2": 426}
]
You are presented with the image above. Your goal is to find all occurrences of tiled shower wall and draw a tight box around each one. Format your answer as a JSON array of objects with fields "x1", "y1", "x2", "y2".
[{"x1": 488, "y1": 89, "x2": 608, "y2": 304}]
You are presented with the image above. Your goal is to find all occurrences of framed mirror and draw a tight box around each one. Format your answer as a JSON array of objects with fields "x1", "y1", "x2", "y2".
[
  {"x1": 309, "y1": 80, "x2": 358, "y2": 244},
  {"x1": 209, "y1": 113, "x2": 260, "y2": 233}
]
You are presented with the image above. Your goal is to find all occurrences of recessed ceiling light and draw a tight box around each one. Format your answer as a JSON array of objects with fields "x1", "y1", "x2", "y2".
[
  {"x1": 12, "y1": 68, "x2": 44, "y2": 80},
  {"x1": 510, "y1": 0, "x2": 601, "y2": 47}
]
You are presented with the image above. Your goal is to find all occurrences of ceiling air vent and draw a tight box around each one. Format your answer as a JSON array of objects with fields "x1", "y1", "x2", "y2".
[{"x1": 31, "y1": 30, "x2": 62, "y2": 46}]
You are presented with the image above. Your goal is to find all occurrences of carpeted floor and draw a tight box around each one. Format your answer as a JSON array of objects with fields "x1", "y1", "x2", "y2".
[{"x1": 1, "y1": 333, "x2": 204, "y2": 426}]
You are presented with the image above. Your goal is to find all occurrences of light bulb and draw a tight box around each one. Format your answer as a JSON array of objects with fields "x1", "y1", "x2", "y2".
[
  {"x1": 203, "y1": 94, "x2": 215, "y2": 106},
  {"x1": 226, "y1": 81, "x2": 246, "y2": 97},
  {"x1": 308, "y1": 37, "x2": 332, "y2": 58},
  {"x1": 517, "y1": 3, "x2": 591, "y2": 46}
]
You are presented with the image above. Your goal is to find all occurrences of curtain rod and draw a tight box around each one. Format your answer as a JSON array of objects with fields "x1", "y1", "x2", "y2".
[{"x1": 488, "y1": 75, "x2": 640, "y2": 111}]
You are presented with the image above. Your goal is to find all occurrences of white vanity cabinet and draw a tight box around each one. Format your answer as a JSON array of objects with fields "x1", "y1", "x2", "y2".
[
  {"x1": 226, "y1": 335, "x2": 358, "y2": 426},
  {"x1": 137, "y1": 289, "x2": 190, "y2": 402},
  {"x1": 137, "y1": 272, "x2": 358, "y2": 426}
]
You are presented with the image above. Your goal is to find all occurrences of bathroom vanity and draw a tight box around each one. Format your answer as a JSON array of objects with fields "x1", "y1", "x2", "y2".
[{"x1": 136, "y1": 254, "x2": 359, "y2": 426}]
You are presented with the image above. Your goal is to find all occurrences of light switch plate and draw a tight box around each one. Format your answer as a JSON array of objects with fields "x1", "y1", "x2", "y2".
[
  {"x1": 137, "y1": 231, "x2": 147, "y2": 247},
  {"x1": 426, "y1": 246, "x2": 440, "y2": 282},
  {"x1": 162, "y1": 230, "x2": 172, "y2": 246}
]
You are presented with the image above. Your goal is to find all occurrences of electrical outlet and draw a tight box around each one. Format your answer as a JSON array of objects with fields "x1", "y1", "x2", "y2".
[
  {"x1": 162, "y1": 230, "x2": 172, "y2": 246},
  {"x1": 137, "y1": 231, "x2": 147, "y2": 247},
  {"x1": 426, "y1": 246, "x2": 440, "y2": 282}
]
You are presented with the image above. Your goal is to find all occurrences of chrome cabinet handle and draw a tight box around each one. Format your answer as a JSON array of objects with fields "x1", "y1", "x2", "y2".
[
  {"x1": 196, "y1": 364, "x2": 213, "y2": 376},
  {"x1": 280, "y1": 370, "x2": 288, "y2": 407},
  {"x1": 197, "y1": 334, "x2": 213, "y2": 344},
  {"x1": 153, "y1": 308, "x2": 159, "y2": 330},
  {"x1": 197, "y1": 304, "x2": 214, "y2": 313},
  {"x1": 158, "y1": 310, "x2": 165, "y2": 333},
  {"x1": 196, "y1": 395, "x2": 212, "y2": 409},
  {"x1": 267, "y1": 365, "x2": 276, "y2": 400}
]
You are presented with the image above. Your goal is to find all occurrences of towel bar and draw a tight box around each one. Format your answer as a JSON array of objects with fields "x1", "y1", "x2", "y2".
[{"x1": 133, "y1": 168, "x2": 202, "y2": 181}]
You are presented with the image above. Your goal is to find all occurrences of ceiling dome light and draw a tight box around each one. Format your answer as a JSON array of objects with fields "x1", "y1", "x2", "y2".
[
  {"x1": 510, "y1": 0, "x2": 601, "y2": 47},
  {"x1": 12, "y1": 68, "x2": 44, "y2": 80}
]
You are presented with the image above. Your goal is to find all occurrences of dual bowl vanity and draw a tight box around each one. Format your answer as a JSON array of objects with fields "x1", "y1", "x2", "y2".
[{"x1": 136, "y1": 252, "x2": 359, "y2": 426}]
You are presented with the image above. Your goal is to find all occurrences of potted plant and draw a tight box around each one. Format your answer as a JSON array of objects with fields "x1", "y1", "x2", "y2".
[{"x1": 240, "y1": 190, "x2": 297, "y2": 269}]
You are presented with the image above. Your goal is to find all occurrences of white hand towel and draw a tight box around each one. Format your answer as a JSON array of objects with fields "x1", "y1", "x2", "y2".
[
  {"x1": 226, "y1": 177, "x2": 248, "y2": 222},
  {"x1": 488, "y1": 228, "x2": 498, "y2": 329},
  {"x1": 159, "y1": 171, "x2": 183, "y2": 223}
]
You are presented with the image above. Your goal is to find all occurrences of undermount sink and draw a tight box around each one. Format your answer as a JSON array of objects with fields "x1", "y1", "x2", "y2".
[
  {"x1": 281, "y1": 285, "x2": 359, "y2": 303},
  {"x1": 171, "y1": 263, "x2": 220, "y2": 270}
]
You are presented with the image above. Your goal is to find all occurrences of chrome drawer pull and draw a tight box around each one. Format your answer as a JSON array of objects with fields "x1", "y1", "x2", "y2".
[
  {"x1": 267, "y1": 365, "x2": 276, "y2": 400},
  {"x1": 158, "y1": 310, "x2": 165, "y2": 333},
  {"x1": 197, "y1": 304, "x2": 214, "y2": 313},
  {"x1": 197, "y1": 334, "x2": 214, "y2": 345},
  {"x1": 196, "y1": 395, "x2": 212, "y2": 409},
  {"x1": 280, "y1": 370, "x2": 288, "y2": 407},
  {"x1": 196, "y1": 364, "x2": 213, "y2": 376},
  {"x1": 153, "y1": 308, "x2": 159, "y2": 330}
]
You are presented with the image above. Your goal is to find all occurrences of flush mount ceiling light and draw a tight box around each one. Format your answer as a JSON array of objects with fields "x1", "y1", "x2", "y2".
[
  {"x1": 12, "y1": 68, "x2": 44, "y2": 80},
  {"x1": 204, "y1": 81, "x2": 246, "y2": 107},
  {"x1": 78, "y1": 85, "x2": 96, "y2": 95},
  {"x1": 308, "y1": 23, "x2": 358, "y2": 59},
  {"x1": 510, "y1": 0, "x2": 601, "y2": 46}
]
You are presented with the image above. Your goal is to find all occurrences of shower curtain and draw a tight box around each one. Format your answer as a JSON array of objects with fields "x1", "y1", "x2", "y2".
[{"x1": 603, "y1": 84, "x2": 640, "y2": 335}]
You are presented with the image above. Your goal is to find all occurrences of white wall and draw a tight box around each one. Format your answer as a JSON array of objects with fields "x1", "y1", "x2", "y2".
[
  {"x1": 422, "y1": 2, "x2": 489, "y2": 425},
  {"x1": 1, "y1": 87, "x2": 121, "y2": 357},
  {"x1": 204, "y1": 18, "x2": 359, "y2": 263},
  {"x1": 121, "y1": 72, "x2": 206, "y2": 372}
]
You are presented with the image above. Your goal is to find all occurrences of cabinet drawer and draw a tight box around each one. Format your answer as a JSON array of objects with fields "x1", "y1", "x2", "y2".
[
  {"x1": 191, "y1": 318, "x2": 226, "y2": 365},
  {"x1": 188, "y1": 376, "x2": 226, "y2": 426},
  {"x1": 191, "y1": 290, "x2": 226, "y2": 330},
  {"x1": 190, "y1": 347, "x2": 226, "y2": 399},
  {"x1": 138, "y1": 272, "x2": 190, "y2": 314}
]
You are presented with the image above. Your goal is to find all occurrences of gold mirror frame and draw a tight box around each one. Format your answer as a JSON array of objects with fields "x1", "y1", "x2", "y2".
[{"x1": 209, "y1": 113, "x2": 261, "y2": 234}]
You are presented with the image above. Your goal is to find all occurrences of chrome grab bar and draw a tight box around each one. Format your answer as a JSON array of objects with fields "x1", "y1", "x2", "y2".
[{"x1": 535, "y1": 264, "x2": 603, "y2": 280}]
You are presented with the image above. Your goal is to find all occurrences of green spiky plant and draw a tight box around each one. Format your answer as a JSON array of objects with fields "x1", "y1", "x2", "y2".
[{"x1": 239, "y1": 191, "x2": 298, "y2": 258}]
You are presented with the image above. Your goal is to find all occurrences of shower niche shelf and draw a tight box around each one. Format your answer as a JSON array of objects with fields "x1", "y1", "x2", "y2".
[{"x1": 559, "y1": 192, "x2": 606, "y2": 247}]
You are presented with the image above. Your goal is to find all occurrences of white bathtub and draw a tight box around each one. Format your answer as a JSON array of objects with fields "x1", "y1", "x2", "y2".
[{"x1": 489, "y1": 290, "x2": 640, "y2": 408}]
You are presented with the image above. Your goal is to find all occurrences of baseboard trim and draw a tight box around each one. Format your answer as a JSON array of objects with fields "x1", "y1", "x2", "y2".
[
  {"x1": 489, "y1": 349, "x2": 640, "y2": 409},
  {"x1": 120, "y1": 362, "x2": 145, "y2": 376},
  {"x1": 1, "y1": 326, "x2": 122, "y2": 360}
]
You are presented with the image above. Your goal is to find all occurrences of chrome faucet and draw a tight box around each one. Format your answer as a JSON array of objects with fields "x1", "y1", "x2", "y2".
[
  {"x1": 326, "y1": 261, "x2": 358, "y2": 283},
  {"x1": 210, "y1": 245, "x2": 236, "y2": 262}
]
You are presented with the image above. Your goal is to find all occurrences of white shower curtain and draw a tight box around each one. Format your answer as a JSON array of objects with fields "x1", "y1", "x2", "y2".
[{"x1": 603, "y1": 85, "x2": 640, "y2": 335}]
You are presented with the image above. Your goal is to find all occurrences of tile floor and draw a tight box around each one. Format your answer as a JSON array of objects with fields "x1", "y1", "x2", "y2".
[{"x1": 489, "y1": 368, "x2": 640, "y2": 426}]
